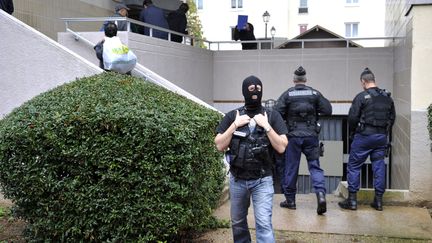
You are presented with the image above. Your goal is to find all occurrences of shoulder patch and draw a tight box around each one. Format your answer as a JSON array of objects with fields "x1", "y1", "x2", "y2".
[
  {"x1": 288, "y1": 90, "x2": 313, "y2": 97},
  {"x1": 364, "y1": 94, "x2": 371, "y2": 99}
]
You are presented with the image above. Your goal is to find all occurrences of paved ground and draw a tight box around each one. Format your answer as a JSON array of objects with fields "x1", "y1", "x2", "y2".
[
  {"x1": 206, "y1": 194, "x2": 432, "y2": 242},
  {"x1": 2, "y1": 192, "x2": 431, "y2": 242}
]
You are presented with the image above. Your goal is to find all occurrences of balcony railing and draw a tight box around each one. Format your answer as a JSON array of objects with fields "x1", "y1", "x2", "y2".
[{"x1": 62, "y1": 17, "x2": 403, "y2": 51}]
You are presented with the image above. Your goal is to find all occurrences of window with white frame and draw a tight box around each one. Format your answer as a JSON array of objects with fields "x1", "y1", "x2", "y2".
[
  {"x1": 299, "y1": 0, "x2": 308, "y2": 13},
  {"x1": 345, "y1": 22, "x2": 358, "y2": 37},
  {"x1": 196, "y1": 0, "x2": 203, "y2": 10},
  {"x1": 231, "y1": 0, "x2": 243, "y2": 8}
]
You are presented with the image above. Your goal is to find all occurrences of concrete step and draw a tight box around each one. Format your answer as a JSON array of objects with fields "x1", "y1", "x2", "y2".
[{"x1": 213, "y1": 194, "x2": 432, "y2": 241}]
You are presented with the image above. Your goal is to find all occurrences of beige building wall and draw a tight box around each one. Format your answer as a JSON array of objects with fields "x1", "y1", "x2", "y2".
[
  {"x1": 13, "y1": 0, "x2": 113, "y2": 40},
  {"x1": 386, "y1": 1, "x2": 432, "y2": 206},
  {"x1": 58, "y1": 31, "x2": 215, "y2": 105},
  {"x1": 0, "y1": 11, "x2": 101, "y2": 117},
  {"x1": 386, "y1": 0, "x2": 413, "y2": 190},
  {"x1": 213, "y1": 47, "x2": 393, "y2": 111},
  {"x1": 408, "y1": 5, "x2": 432, "y2": 206},
  {"x1": 287, "y1": 0, "x2": 386, "y2": 46}
]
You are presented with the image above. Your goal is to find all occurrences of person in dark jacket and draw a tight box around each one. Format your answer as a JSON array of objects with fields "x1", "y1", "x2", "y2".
[
  {"x1": 139, "y1": 0, "x2": 169, "y2": 40},
  {"x1": 100, "y1": 3, "x2": 130, "y2": 32},
  {"x1": 0, "y1": 0, "x2": 14, "y2": 15},
  {"x1": 167, "y1": 3, "x2": 189, "y2": 43},
  {"x1": 338, "y1": 68, "x2": 395, "y2": 211},
  {"x1": 275, "y1": 66, "x2": 332, "y2": 215},
  {"x1": 234, "y1": 22, "x2": 257, "y2": 50}
]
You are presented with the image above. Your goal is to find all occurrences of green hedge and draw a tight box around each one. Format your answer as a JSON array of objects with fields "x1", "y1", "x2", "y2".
[{"x1": 0, "y1": 73, "x2": 224, "y2": 241}]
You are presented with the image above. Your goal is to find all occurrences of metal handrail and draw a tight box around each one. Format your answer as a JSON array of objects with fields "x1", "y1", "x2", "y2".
[
  {"x1": 61, "y1": 17, "x2": 404, "y2": 50},
  {"x1": 210, "y1": 36, "x2": 404, "y2": 49},
  {"x1": 272, "y1": 36, "x2": 404, "y2": 48},
  {"x1": 61, "y1": 17, "x2": 210, "y2": 47},
  {"x1": 65, "y1": 27, "x2": 219, "y2": 112}
]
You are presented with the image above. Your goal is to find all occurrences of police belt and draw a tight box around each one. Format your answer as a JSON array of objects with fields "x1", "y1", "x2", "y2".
[
  {"x1": 289, "y1": 121, "x2": 316, "y2": 129},
  {"x1": 360, "y1": 124, "x2": 388, "y2": 135},
  {"x1": 230, "y1": 166, "x2": 273, "y2": 180}
]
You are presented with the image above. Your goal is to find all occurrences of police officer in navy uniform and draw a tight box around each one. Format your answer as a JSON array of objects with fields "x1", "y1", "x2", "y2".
[
  {"x1": 339, "y1": 68, "x2": 395, "y2": 211},
  {"x1": 215, "y1": 75, "x2": 288, "y2": 243},
  {"x1": 275, "y1": 66, "x2": 332, "y2": 215}
]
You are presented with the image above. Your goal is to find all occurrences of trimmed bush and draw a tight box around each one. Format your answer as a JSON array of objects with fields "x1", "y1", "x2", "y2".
[{"x1": 0, "y1": 73, "x2": 224, "y2": 241}]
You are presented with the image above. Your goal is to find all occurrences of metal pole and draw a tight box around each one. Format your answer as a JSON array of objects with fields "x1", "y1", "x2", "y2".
[{"x1": 265, "y1": 23, "x2": 268, "y2": 39}]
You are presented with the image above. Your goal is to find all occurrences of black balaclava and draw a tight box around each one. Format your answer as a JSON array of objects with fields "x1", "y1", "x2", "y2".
[{"x1": 242, "y1": 75, "x2": 263, "y2": 117}]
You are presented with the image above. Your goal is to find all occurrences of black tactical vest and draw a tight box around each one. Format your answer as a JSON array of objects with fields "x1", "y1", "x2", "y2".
[
  {"x1": 285, "y1": 86, "x2": 319, "y2": 134},
  {"x1": 360, "y1": 88, "x2": 393, "y2": 133},
  {"x1": 228, "y1": 107, "x2": 273, "y2": 179}
]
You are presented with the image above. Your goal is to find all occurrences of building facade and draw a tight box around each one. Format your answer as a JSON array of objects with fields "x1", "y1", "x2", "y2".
[
  {"x1": 195, "y1": 0, "x2": 385, "y2": 46},
  {"x1": 3, "y1": 0, "x2": 432, "y2": 206}
]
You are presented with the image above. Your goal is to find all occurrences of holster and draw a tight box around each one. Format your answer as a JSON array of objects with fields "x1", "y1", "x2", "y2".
[{"x1": 319, "y1": 142, "x2": 324, "y2": 157}]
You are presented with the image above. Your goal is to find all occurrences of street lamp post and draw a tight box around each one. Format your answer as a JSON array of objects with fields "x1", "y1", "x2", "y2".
[
  {"x1": 262, "y1": 11, "x2": 270, "y2": 39},
  {"x1": 270, "y1": 26, "x2": 276, "y2": 49}
]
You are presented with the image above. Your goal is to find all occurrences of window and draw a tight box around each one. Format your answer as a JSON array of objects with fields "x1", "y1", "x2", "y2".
[
  {"x1": 299, "y1": 0, "x2": 308, "y2": 13},
  {"x1": 231, "y1": 0, "x2": 243, "y2": 9},
  {"x1": 345, "y1": 23, "x2": 358, "y2": 37},
  {"x1": 196, "y1": 0, "x2": 203, "y2": 10},
  {"x1": 346, "y1": 0, "x2": 359, "y2": 3},
  {"x1": 299, "y1": 24, "x2": 308, "y2": 34}
]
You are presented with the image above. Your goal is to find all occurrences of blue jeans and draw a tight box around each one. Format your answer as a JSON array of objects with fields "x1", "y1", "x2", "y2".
[
  {"x1": 348, "y1": 133, "x2": 387, "y2": 195},
  {"x1": 282, "y1": 137, "x2": 326, "y2": 200},
  {"x1": 229, "y1": 175, "x2": 275, "y2": 243}
]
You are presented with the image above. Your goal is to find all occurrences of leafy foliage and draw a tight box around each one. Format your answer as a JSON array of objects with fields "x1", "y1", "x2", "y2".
[
  {"x1": 0, "y1": 73, "x2": 224, "y2": 241},
  {"x1": 186, "y1": 0, "x2": 206, "y2": 48}
]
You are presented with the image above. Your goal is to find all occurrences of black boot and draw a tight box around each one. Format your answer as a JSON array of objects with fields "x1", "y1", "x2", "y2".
[
  {"x1": 338, "y1": 192, "x2": 357, "y2": 210},
  {"x1": 280, "y1": 198, "x2": 296, "y2": 209},
  {"x1": 370, "y1": 195, "x2": 383, "y2": 211},
  {"x1": 316, "y1": 191, "x2": 327, "y2": 215}
]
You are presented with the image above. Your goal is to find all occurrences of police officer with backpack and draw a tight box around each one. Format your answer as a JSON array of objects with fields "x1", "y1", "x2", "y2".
[
  {"x1": 339, "y1": 68, "x2": 395, "y2": 211},
  {"x1": 275, "y1": 66, "x2": 332, "y2": 215},
  {"x1": 215, "y1": 75, "x2": 288, "y2": 243}
]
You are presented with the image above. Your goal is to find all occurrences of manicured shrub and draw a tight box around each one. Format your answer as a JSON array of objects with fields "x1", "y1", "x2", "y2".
[{"x1": 0, "y1": 72, "x2": 224, "y2": 241}]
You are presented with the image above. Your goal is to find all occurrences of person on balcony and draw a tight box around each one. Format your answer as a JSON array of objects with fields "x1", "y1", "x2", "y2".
[
  {"x1": 0, "y1": 0, "x2": 14, "y2": 15},
  {"x1": 100, "y1": 3, "x2": 130, "y2": 32},
  {"x1": 139, "y1": 0, "x2": 169, "y2": 40},
  {"x1": 167, "y1": 3, "x2": 189, "y2": 43},
  {"x1": 234, "y1": 22, "x2": 257, "y2": 50}
]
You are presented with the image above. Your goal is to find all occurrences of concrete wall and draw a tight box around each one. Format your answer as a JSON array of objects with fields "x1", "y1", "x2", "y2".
[
  {"x1": 386, "y1": 1, "x2": 432, "y2": 206},
  {"x1": 58, "y1": 31, "x2": 129, "y2": 69},
  {"x1": 0, "y1": 11, "x2": 101, "y2": 118},
  {"x1": 408, "y1": 5, "x2": 432, "y2": 206},
  {"x1": 59, "y1": 31, "x2": 215, "y2": 105},
  {"x1": 213, "y1": 47, "x2": 394, "y2": 114},
  {"x1": 387, "y1": 1, "x2": 413, "y2": 190},
  {"x1": 128, "y1": 33, "x2": 215, "y2": 105},
  {"x1": 13, "y1": 0, "x2": 113, "y2": 40}
]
